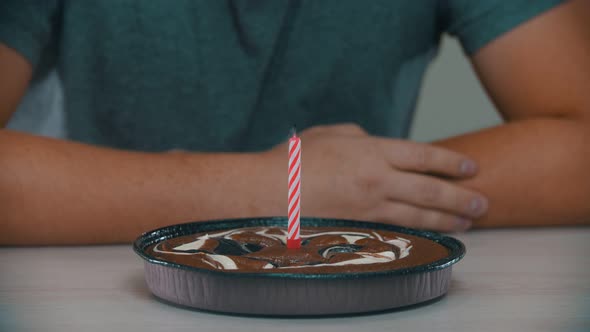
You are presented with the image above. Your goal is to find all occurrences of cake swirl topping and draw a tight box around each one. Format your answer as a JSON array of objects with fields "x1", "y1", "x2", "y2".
[{"x1": 149, "y1": 226, "x2": 427, "y2": 272}]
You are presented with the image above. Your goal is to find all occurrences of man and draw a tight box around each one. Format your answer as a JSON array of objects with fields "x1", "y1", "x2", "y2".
[{"x1": 0, "y1": 0, "x2": 588, "y2": 245}]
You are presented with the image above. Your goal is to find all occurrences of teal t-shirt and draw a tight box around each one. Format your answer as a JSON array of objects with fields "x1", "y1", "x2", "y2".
[{"x1": 0, "y1": 0, "x2": 563, "y2": 152}]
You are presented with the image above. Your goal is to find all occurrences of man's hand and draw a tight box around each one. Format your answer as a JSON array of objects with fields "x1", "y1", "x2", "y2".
[{"x1": 261, "y1": 124, "x2": 488, "y2": 232}]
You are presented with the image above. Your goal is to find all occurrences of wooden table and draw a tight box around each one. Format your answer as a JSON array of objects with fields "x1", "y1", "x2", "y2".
[{"x1": 1, "y1": 228, "x2": 588, "y2": 332}]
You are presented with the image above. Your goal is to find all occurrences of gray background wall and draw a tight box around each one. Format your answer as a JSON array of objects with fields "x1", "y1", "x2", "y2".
[
  {"x1": 7, "y1": 36, "x2": 502, "y2": 142},
  {"x1": 410, "y1": 36, "x2": 501, "y2": 141}
]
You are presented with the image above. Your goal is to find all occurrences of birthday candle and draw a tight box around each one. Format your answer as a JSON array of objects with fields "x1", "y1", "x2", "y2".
[{"x1": 287, "y1": 130, "x2": 301, "y2": 249}]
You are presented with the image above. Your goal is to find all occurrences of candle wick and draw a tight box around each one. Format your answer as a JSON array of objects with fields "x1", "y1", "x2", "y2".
[{"x1": 290, "y1": 126, "x2": 297, "y2": 138}]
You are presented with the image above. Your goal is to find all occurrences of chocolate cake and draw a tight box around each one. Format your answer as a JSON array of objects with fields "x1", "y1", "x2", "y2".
[{"x1": 148, "y1": 226, "x2": 449, "y2": 273}]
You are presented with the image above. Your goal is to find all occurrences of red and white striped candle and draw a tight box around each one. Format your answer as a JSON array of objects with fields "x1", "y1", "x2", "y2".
[{"x1": 287, "y1": 130, "x2": 302, "y2": 249}]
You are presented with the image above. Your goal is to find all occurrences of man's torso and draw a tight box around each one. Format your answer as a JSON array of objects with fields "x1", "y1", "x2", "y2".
[{"x1": 54, "y1": 0, "x2": 441, "y2": 151}]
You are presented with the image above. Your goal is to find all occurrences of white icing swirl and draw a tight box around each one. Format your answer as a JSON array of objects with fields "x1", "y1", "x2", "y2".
[{"x1": 153, "y1": 228, "x2": 412, "y2": 270}]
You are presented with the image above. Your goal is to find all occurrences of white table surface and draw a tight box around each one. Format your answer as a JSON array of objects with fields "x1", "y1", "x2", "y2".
[{"x1": 1, "y1": 228, "x2": 589, "y2": 332}]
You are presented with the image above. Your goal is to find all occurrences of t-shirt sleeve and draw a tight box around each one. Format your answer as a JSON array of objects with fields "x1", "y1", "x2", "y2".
[
  {"x1": 0, "y1": 0, "x2": 60, "y2": 69},
  {"x1": 442, "y1": 0, "x2": 565, "y2": 55}
]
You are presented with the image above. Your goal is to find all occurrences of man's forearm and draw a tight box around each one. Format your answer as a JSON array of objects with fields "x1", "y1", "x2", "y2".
[
  {"x1": 437, "y1": 117, "x2": 590, "y2": 228},
  {"x1": 0, "y1": 130, "x2": 274, "y2": 245}
]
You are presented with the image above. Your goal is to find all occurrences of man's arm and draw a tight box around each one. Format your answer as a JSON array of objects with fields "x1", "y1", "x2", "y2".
[
  {"x1": 0, "y1": 44, "x2": 31, "y2": 125},
  {"x1": 0, "y1": 44, "x2": 270, "y2": 245},
  {"x1": 437, "y1": 0, "x2": 590, "y2": 227},
  {"x1": 0, "y1": 43, "x2": 487, "y2": 244},
  {"x1": 0, "y1": 131, "x2": 271, "y2": 245}
]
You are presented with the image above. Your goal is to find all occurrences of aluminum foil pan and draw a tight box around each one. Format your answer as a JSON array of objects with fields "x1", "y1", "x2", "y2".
[{"x1": 133, "y1": 217, "x2": 465, "y2": 316}]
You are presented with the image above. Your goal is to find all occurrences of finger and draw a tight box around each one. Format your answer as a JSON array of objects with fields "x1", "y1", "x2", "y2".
[
  {"x1": 381, "y1": 140, "x2": 477, "y2": 178},
  {"x1": 384, "y1": 172, "x2": 488, "y2": 219},
  {"x1": 367, "y1": 201, "x2": 472, "y2": 232}
]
